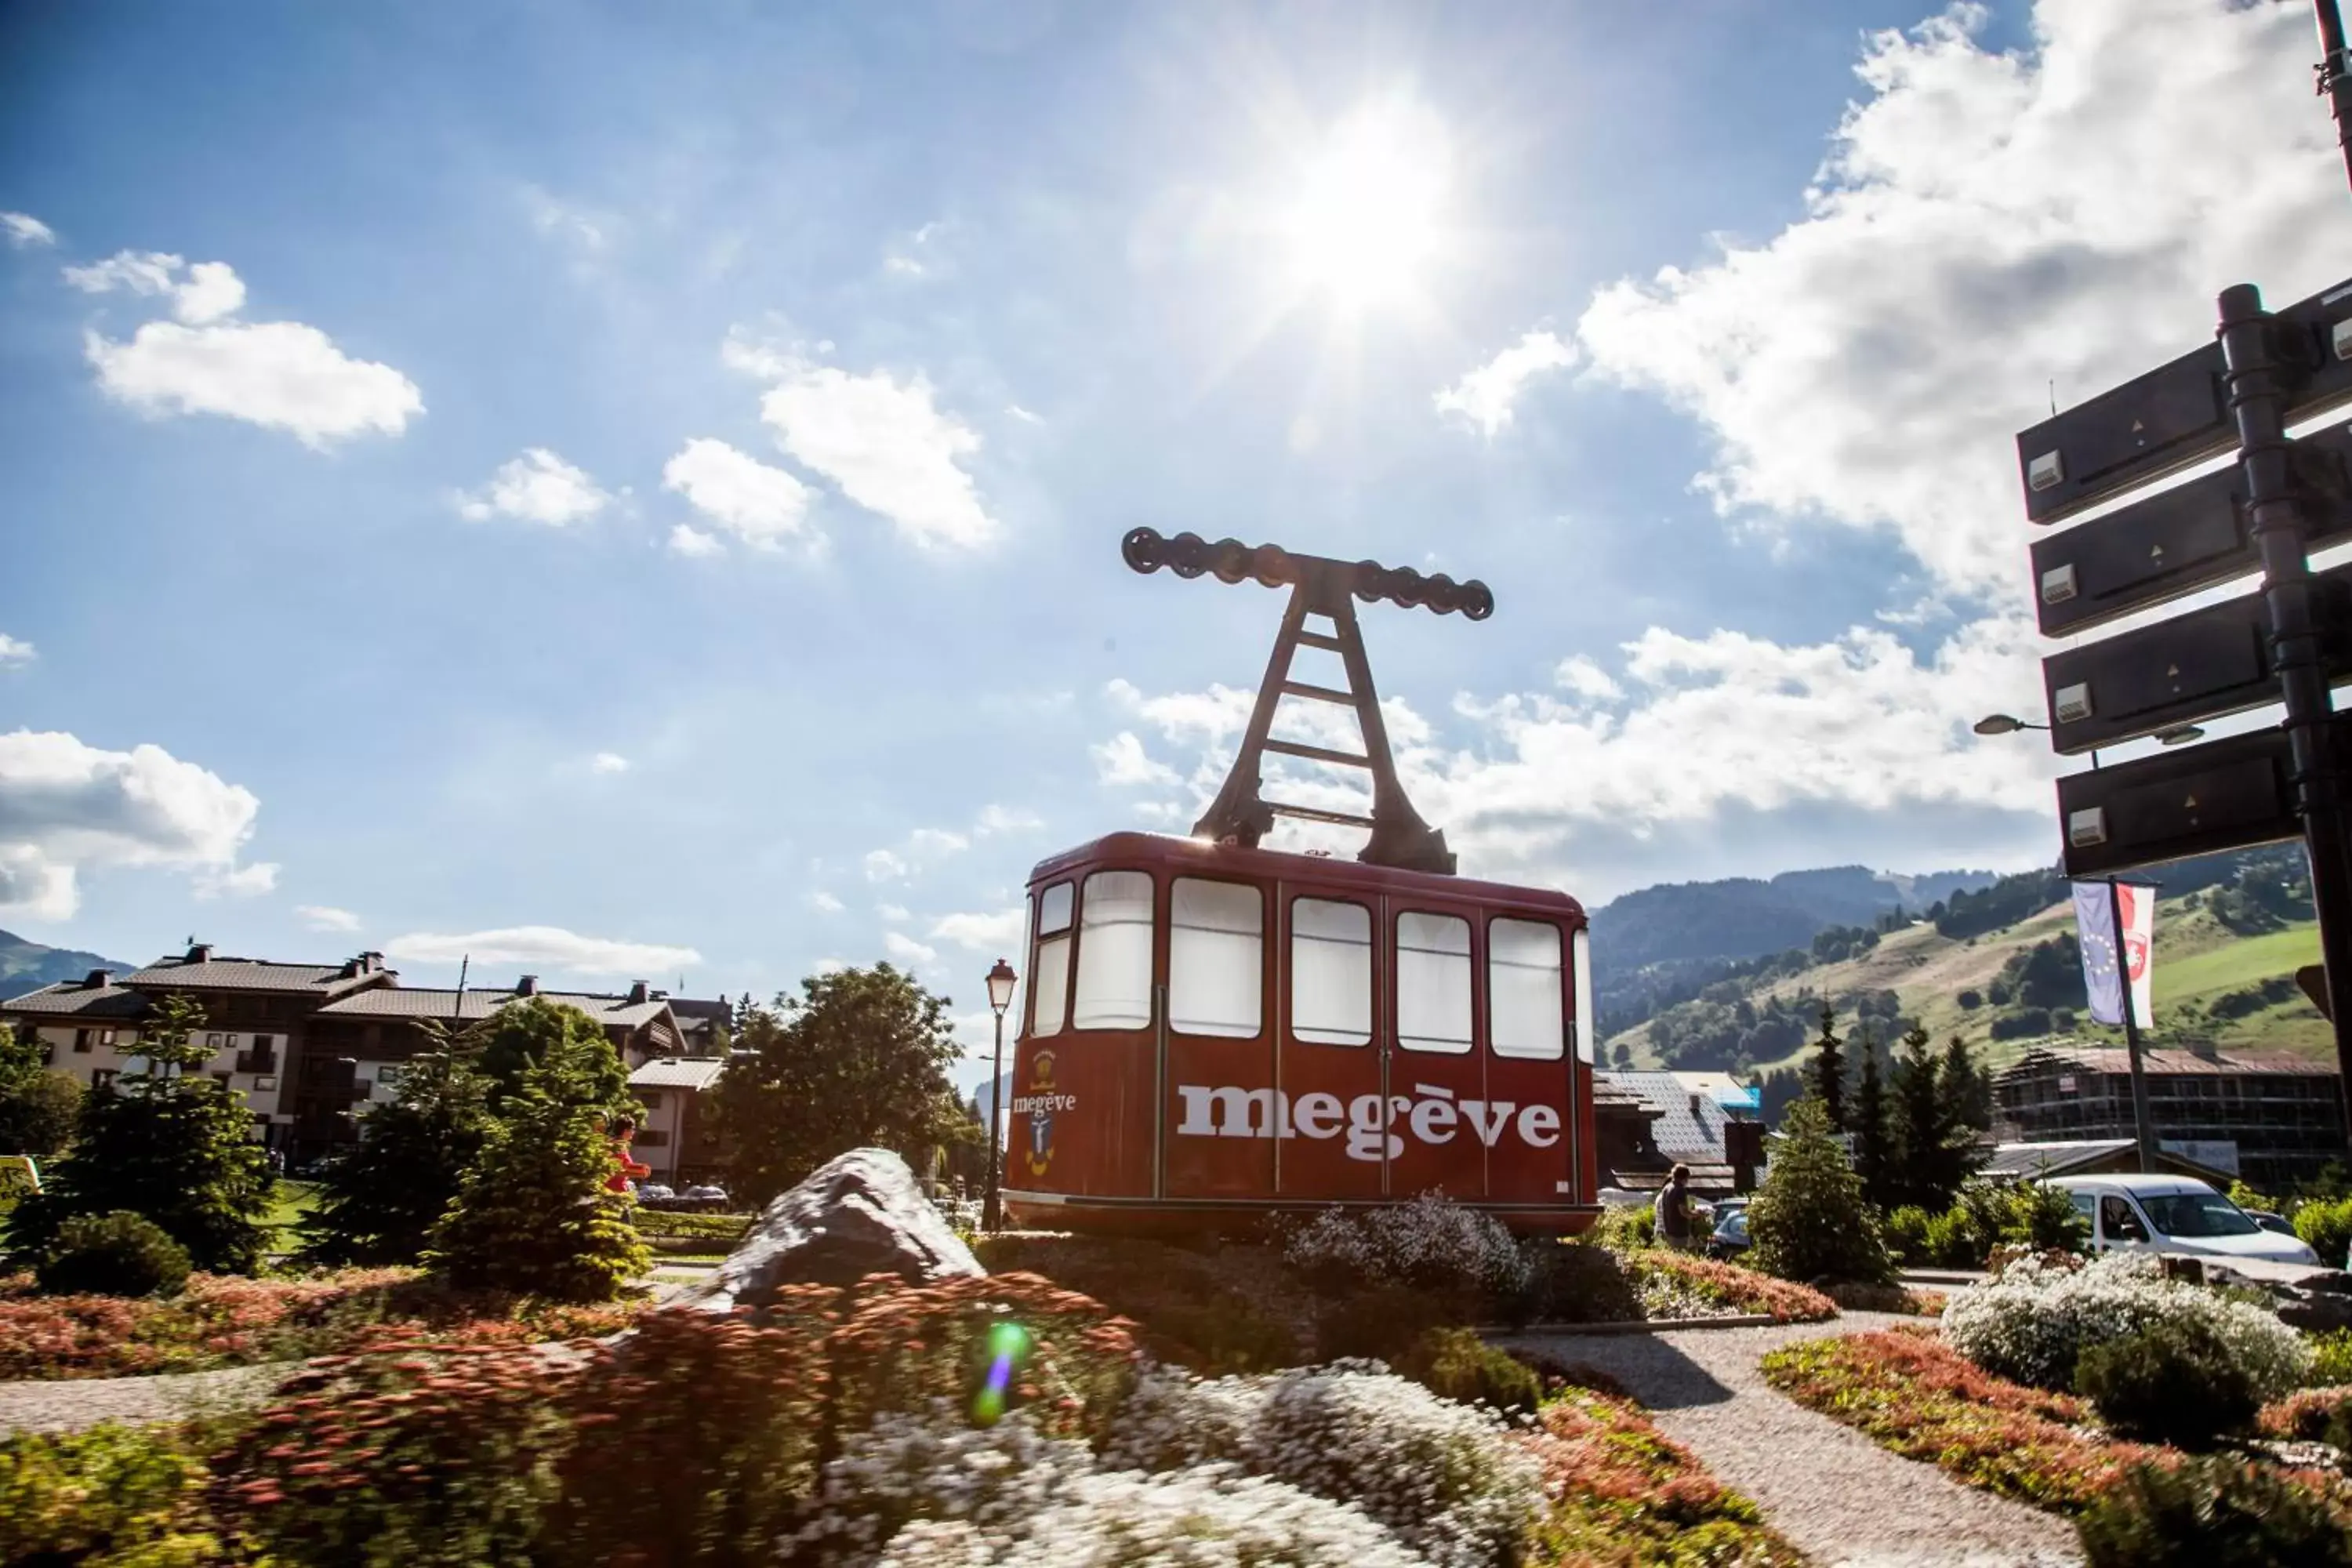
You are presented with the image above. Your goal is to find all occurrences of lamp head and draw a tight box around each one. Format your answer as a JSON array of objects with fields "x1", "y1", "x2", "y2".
[{"x1": 985, "y1": 958, "x2": 1017, "y2": 1016}]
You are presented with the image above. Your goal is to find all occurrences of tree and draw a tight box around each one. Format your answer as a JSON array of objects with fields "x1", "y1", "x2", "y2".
[
  {"x1": 3, "y1": 996, "x2": 273, "y2": 1274},
  {"x1": 296, "y1": 1026, "x2": 493, "y2": 1267},
  {"x1": 1807, "y1": 1004, "x2": 1846, "y2": 1133},
  {"x1": 1940, "y1": 1035, "x2": 1992, "y2": 1132},
  {"x1": 1892, "y1": 1025, "x2": 1983, "y2": 1211},
  {"x1": 0, "y1": 1023, "x2": 82, "y2": 1157},
  {"x1": 468, "y1": 998, "x2": 632, "y2": 1116},
  {"x1": 1745, "y1": 1097, "x2": 1894, "y2": 1285},
  {"x1": 426, "y1": 1033, "x2": 649, "y2": 1301},
  {"x1": 710, "y1": 964, "x2": 970, "y2": 1208},
  {"x1": 1851, "y1": 1029, "x2": 1893, "y2": 1210}
]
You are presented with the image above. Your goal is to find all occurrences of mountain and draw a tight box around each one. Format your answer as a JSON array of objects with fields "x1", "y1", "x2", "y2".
[
  {"x1": 1589, "y1": 864, "x2": 1998, "y2": 972},
  {"x1": 0, "y1": 929, "x2": 139, "y2": 997}
]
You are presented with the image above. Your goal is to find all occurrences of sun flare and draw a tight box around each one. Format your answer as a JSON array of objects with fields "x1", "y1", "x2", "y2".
[{"x1": 1281, "y1": 97, "x2": 1454, "y2": 314}]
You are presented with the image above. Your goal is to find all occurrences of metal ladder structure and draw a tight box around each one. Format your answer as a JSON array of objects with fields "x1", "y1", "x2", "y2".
[{"x1": 1120, "y1": 527, "x2": 1494, "y2": 876}]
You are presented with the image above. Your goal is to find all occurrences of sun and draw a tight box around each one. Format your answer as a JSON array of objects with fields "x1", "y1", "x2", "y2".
[{"x1": 1279, "y1": 96, "x2": 1454, "y2": 314}]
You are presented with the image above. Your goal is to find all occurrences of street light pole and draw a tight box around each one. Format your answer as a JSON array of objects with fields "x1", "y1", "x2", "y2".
[{"x1": 982, "y1": 958, "x2": 1017, "y2": 1233}]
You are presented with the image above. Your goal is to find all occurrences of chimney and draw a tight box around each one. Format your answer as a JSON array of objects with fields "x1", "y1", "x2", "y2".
[
  {"x1": 627, "y1": 980, "x2": 650, "y2": 1005},
  {"x1": 361, "y1": 950, "x2": 384, "y2": 973},
  {"x1": 83, "y1": 969, "x2": 111, "y2": 989},
  {"x1": 186, "y1": 942, "x2": 213, "y2": 964},
  {"x1": 515, "y1": 975, "x2": 539, "y2": 997}
]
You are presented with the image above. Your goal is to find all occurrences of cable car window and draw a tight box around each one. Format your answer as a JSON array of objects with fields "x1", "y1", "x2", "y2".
[
  {"x1": 1571, "y1": 927, "x2": 1595, "y2": 1063},
  {"x1": 1073, "y1": 870, "x2": 1154, "y2": 1029},
  {"x1": 1032, "y1": 882, "x2": 1074, "y2": 1037},
  {"x1": 1170, "y1": 877, "x2": 1262, "y2": 1037},
  {"x1": 1396, "y1": 911, "x2": 1472, "y2": 1054},
  {"x1": 1290, "y1": 898, "x2": 1371, "y2": 1046},
  {"x1": 1489, "y1": 919, "x2": 1563, "y2": 1059}
]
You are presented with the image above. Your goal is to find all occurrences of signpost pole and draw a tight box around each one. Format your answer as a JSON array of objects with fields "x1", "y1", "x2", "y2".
[
  {"x1": 2216, "y1": 283, "x2": 2352, "y2": 1152},
  {"x1": 2105, "y1": 872, "x2": 2161, "y2": 1174},
  {"x1": 2316, "y1": 1, "x2": 2352, "y2": 197}
]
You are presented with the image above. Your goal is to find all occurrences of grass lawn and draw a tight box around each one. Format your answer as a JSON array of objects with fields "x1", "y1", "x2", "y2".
[{"x1": 263, "y1": 1179, "x2": 321, "y2": 1249}]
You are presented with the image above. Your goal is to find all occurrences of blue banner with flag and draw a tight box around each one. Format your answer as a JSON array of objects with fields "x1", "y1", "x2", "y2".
[{"x1": 2073, "y1": 880, "x2": 2154, "y2": 1028}]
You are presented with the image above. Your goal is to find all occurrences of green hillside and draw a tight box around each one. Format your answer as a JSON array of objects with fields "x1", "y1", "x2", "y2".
[{"x1": 1609, "y1": 851, "x2": 2329, "y2": 1080}]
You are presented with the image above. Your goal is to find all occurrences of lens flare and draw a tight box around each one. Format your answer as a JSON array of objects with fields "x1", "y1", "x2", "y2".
[{"x1": 969, "y1": 1319, "x2": 1033, "y2": 1427}]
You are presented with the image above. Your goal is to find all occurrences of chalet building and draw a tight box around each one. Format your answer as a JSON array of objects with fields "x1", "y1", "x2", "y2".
[
  {"x1": 1991, "y1": 1043, "x2": 2347, "y2": 1192},
  {"x1": 2, "y1": 942, "x2": 728, "y2": 1164},
  {"x1": 626, "y1": 1056, "x2": 728, "y2": 1188},
  {"x1": 1593, "y1": 1069, "x2": 1765, "y2": 1197}
]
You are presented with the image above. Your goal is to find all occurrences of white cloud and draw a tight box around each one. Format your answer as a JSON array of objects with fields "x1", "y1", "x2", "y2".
[
  {"x1": 1432, "y1": 329, "x2": 1577, "y2": 437},
  {"x1": 65, "y1": 251, "x2": 244, "y2": 322},
  {"x1": 1006, "y1": 405, "x2": 1043, "y2": 424},
  {"x1": 932, "y1": 907, "x2": 1025, "y2": 953},
  {"x1": 0, "y1": 729, "x2": 261, "y2": 919},
  {"x1": 2, "y1": 212, "x2": 55, "y2": 249},
  {"x1": 1091, "y1": 731, "x2": 1179, "y2": 787},
  {"x1": 1571, "y1": 0, "x2": 2352, "y2": 598},
  {"x1": 662, "y1": 437, "x2": 817, "y2": 550},
  {"x1": 906, "y1": 827, "x2": 969, "y2": 858},
  {"x1": 385, "y1": 926, "x2": 702, "y2": 975},
  {"x1": 808, "y1": 889, "x2": 846, "y2": 914},
  {"x1": 194, "y1": 861, "x2": 278, "y2": 899},
  {"x1": 877, "y1": 902, "x2": 911, "y2": 924},
  {"x1": 590, "y1": 751, "x2": 630, "y2": 775},
  {"x1": 1553, "y1": 655, "x2": 1623, "y2": 703},
  {"x1": 524, "y1": 187, "x2": 612, "y2": 252},
  {"x1": 882, "y1": 220, "x2": 953, "y2": 280},
  {"x1": 455, "y1": 448, "x2": 610, "y2": 526},
  {"x1": 973, "y1": 804, "x2": 1044, "y2": 836},
  {"x1": 0, "y1": 633, "x2": 34, "y2": 667},
  {"x1": 668, "y1": 524, "x2": 724, "y2": 557},
  {"x1": 882, "y1": 930, "x2": 939, "y2": 967},
  {"x1": 814, "y1": 956, "x2": 850, "y2": 976},
  {"x1": 726, "y1": 337, "x2": 1000, "y2": 549},
  {"x1": 297, "y1": 904, "x2": 362, "y2": 932},
  {"x1": 864, "y1": 848, "x2": 910, "y2": 883}
]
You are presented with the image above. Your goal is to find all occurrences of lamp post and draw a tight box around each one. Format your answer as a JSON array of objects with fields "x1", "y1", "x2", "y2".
[
  {"x1": 1975, "y1": 713, "x2": 2163, "y2": 1171},
  {"x1": 982, "y1": 958, "x2": 1017, "y2": 1232}
]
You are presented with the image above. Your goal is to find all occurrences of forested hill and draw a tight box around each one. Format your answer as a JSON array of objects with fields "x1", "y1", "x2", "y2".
[
  {"x1": 0, "y1": 929, "x2": 138, "y2": 996},
  {"x1": 1588, "y1": 864, "x2": 1995, "y2": 972},
  {"x1": 1599, "y1": 844, "x2": 2325, "y2": 1083}
]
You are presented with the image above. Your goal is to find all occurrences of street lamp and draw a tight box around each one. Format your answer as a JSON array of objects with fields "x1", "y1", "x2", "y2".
[
  {"x1": 982, "y1": 957, "x2": 1017, "y2": 1233},
  {"x1": 1971, "y1": 712, "x2": 2159, "y2": 1172}
]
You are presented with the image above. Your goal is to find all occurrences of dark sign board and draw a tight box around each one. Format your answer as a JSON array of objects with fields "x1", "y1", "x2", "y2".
[
  {"x1": 2056, "y1": 721, "x2": 2335, "y2": 880},
  {"x1": 2038, "y1": 561, "x2": 2352, "y2": 754},
  {"x1": 2017, "y1": 274, "x2": 2352, "y2": 524},
  {"x1": 2028, "y1": 423, "x2": 2352, "y2": 637}
]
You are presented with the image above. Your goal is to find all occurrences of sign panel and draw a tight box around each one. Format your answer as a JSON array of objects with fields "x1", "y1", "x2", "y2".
[
  {"x1": 2018, "y1": 274, "x2": 2352, "y2": 524},
  {"x1": 2056, "y1": 721, "x2": 2347, "y2": 879},
  {"x1": 2039, "y1": 560, "x2": 2352, "y2": 755},
  {"x1": 2028, "y1": 423, "x2": 2352, "y2": 637}
]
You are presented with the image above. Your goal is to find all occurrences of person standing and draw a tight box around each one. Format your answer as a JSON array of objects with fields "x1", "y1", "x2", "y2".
[{"x1": 1654, "y1": 1164, "x2": 1694, "y2": 1252}]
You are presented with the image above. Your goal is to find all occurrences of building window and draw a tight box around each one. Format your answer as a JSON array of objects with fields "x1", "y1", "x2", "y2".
[
  {"x1": 91, "y1": 1069, "x2": 117, "y2": 1091},
  {"x1": 254, "y1": 1076, "x2": 278, "y2": 1093},
  {"x1": 1169, "y1": 878, "x2": 1262, "y2": 1038},
  {"x1": 634, "y1": 1128, "x2": 670, "y2": 1147},
  {"x1": 1073, "y1": 870, "x2": 1154, "y2": 1030},
  {"x1": 1396, "y1": 912, "x2": 1472, "y2": 1054},
  {"x1": 72, "y1": 1029, "x2": 92, "y2": 1054},
  {"x1": 376, "y1": 1064, "x2": 404, "y2": 1090},
  {"x1": 1031, "y1": 882, "x2": 1075, "y2": 1037},
  {"x1": 205, "y1": 1033, "x2": 223, "y2": 1050},
  {"x1": 1290, "y1": 898, "x2": 1371, "y2": 1046},
  {"x1": 212, "y1": 1072, "x2": 233, "y2": 1088},
  {"x1": 1489, "y1": 919, "x2": 1564, "y2": 1060}
]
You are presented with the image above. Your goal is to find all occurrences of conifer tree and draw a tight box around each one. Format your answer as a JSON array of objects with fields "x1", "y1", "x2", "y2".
[
  {"x1": 296, "y1": 1026, "x2": 492, "y2": 1267},
  {"x1": 3, "y1": 996, "x2": 272, "y2": 1273},
  {"x1": 1851, "y1": 1028, "x2": 1893, "y2": 1210},
  {"x1": 1892, "y1": 1026, "x2": 1987, "y2": 1211},
  {"x1": 426, "y1": 1032, "x2": 649, "y2": 1301},
  {"x1": 1747, "y1": 1096, "x2": 1893, "y2": 1285},
  {"x1": 470, "y1": 997, "x2": 633, "y2": 1117},
  {"x1": 1807, "y1": 1004, "x2": 1846, "y2": 1133},
  {"x1": 1940, "y1": 1033, "x2": 1993, "y2": 1132}
]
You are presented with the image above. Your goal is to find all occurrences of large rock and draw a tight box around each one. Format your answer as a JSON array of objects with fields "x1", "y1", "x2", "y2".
[{"x1": 676, "y1": 1148, "x2": 984, "y2": 1312}]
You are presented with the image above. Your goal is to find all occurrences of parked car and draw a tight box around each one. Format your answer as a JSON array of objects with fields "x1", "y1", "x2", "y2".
[
  {"x1": 2050, "y1": 1174, "x2": 2319, "y2": 1266},
  {"x1": 2244, "y1": 1208, "x2": 2298, "y2": 1240},
  {"x1": 1707, "y1": 1197, "x2": 1750, "y2": 1259}
]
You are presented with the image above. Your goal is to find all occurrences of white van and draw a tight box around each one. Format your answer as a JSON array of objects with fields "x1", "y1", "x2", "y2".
[{"x1": 2050, "y1": 1174, "x2": 2319, "y2": 1266}]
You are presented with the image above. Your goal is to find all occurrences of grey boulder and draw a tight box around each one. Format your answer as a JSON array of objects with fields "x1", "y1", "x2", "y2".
[{"x1": 675, "y1": 1147, "x2": 984, "y2": 1313}]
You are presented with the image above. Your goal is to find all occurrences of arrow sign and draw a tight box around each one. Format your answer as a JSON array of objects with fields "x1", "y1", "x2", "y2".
[{"x1": 2056, "y1": 723, "x2": 2318, "y2": 879}]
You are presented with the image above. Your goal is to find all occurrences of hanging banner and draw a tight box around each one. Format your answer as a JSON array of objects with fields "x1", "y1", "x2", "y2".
[{"x1": 2072, "y1": 880, "x2": 2156, "y2": 1027}]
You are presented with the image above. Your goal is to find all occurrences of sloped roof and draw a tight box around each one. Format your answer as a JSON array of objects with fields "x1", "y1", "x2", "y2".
[
  {"x1": 125, "y1": 955, "x2": 379, "y2": 995},
  {"x1": 314, "y1": 987, "x2": 671, "y2": 1030},
  {"x1": 629, "y1": 1057, "x2": 728, "y2": 1091},
  {"x1": 2000, "y1": 1044, "x2": 2336, "y2": 1080},
  {"x1": 1980, "y1": 1138, "x2": 2238, "y2": 1185},
  {"x1": 1, "y1": 981, "x2": 148, "y2": 1019},
  {"x1": 1601, "y1": 1069, "x2": 1739, "y2": 1160}
]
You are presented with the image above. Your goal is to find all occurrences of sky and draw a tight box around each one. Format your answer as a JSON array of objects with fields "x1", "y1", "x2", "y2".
[{"x1": 5, "y1": 0, "x2": 2352, "y2": 1079}]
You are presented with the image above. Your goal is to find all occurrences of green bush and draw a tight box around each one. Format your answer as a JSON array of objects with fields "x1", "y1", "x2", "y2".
[
  {"x1": 2075, "y1": 1317, "x2": 2258, "y2": 1448},
  {"x1": 1395, "y1": 1327, "x2": 1544, "y2": 1417},
  {"x1": 1312, "y1": 1283, "x2": 1473, "y2": 1364},
  {"x1": 1588, "y1": 1204, "x2": 1655, "y2": 1252},
  {"x1": 2307, "y1": 1328, "x2": 2352, "y2": 1388},
  {"x1": 1143, "y1": 1295, "x2": 1301, "y2": 1375},
  {"x1": 2076, "y1": 1457, "x2": 2352, "y2": 1566},
  {"x1": 1924, "y1": 1207, "x2": 1987, "y2": 1268},
  {"x1": 35, "y1": 1211, "x2": 192, "y2": 1298},
  {"x1": 1746, "y1": 1098, "x2": 1895, "y2": 1285},
  {"x1": 2295, "y1": 1196, "x2": 2352, "y2": 1270},
  {"x1": 0, "y1": 1423, "x2": 220, "y2": 1566},
  {"x1": 2005, "y1": 1181, "x2": 2092, "y2": 1253},
  {"x1": 1884, "y1": 1205, "x2": 1933, "y2": 1265},
  {"x1": 1501, "y1": 1240, "x2": 1645, "y2": 1326}
]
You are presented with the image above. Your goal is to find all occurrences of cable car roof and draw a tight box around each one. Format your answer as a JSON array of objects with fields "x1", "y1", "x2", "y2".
[{"x1": 1025, "y1": 830, "x2": 1585, "y2": 918}]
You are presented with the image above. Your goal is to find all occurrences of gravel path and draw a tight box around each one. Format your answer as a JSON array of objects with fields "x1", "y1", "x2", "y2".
[
  {"x1": 1504, "y1": 1313, "x2": 2085, "y2": 1568},
  {"x1": 0, "y1": 1362, "x2": 292, "y2": 1436}
]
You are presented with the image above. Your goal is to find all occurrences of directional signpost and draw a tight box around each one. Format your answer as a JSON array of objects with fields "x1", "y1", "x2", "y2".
[{"x1": 2017, "y1": 272, "x2": 2352, "y2": 1149}]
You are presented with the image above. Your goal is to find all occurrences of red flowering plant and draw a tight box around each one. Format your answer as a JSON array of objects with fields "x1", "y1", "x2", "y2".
[
  {"x1": 1523, "y1": 1385, "x2": 1802, "y2": 1564},
  {"x1": 1627, "y1": 1250, "x2": 1838, "y2": 1323}
]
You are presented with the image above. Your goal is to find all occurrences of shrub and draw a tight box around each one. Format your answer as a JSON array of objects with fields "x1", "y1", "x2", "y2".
[
  {"x1": 1884, "y1": 1204, "x2": 1933, "y2": 1265},
  {"x1": 1745, "y1": 1097, "x2": 1895, "y2": 1285},
  {"x1": 1314, "y1": 1283, "x2": 1474, "y2": 1363},
  {"x1": 2295, "y1": 1196, "x2": 2352, "y2": 1270},
  {"x1": 35, "y1": 1212, "x2": 192, "y2": 1298},
  {"x1": 1394, "y1": 1327, "x2": 1544, "y2": 1417},
  {"x1": 2075, "y1": 1316, "x2": 2259, "y2": 1448},
  {"x1": 2074, "y1": 1457, "x2": 2352, "y2": 1566},
  {"x1": 0, "y1": 1423, "x2": 221, "y2": 1566},
  {"x1": 1626, "y1": 1249, "x2": 1838, "y2": 1323},
  {"x1": 1943, "y1": 1251, "x2": 2310, "y2": 1396},
  {"x1": 1096, "y1": 1361, "x2": 1266, "y2": 1474},
  {"x1": 1142, "y1": 1294, "x2": 1299, "y2": 1374},
  {"x1": 1826, "y1": 1281, "x2": 1946, "y2": 1316},
  {"x1": 2260, "y1": 1385, "x2": 2352, "y2": 1443},
  {"x1": 1282, "y1": 1193, "x2": 1533, "y2": 1301},
  {"x1": 2004, "y1": 1181, "x2": 2092, "y2": 1253},
  {"x1": 2309, "y1": 1328, "x2": 2352, "y2": 1388},
  {"x1": 1586, "y1": 1203, "x2": 1655, "y2": 1252},
  {"x1": 1925, "y1": 1207, "x2": 1987, "y2": 1267},
  {"x1": 1503, "y1": 1239, "x2": 1643, "y2": 1325},
  {"x1": 298, "y1": 1036, "x2": 491, "y2": 1269},
  {"x1": 1527, "y1": 1388, "x2": 1796, "y2": 1563}
]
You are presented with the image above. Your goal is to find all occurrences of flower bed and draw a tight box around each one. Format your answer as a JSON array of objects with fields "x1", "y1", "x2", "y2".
[
  {"x1": 1622, "y1": 1251, "x2": 1837, "y2": 1323},
  {"x1": 1825, "y1": 1281, "x2": 1947, "y2": 1316},
  {"x1": 0, "y1": 1269, "x2": 646, "y2": 1381},
  {"x1": 1526, "y1": 1386, "x2": 1802, "y2": 1565}
]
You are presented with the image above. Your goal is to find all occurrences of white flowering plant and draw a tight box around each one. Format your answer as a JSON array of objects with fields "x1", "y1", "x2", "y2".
[
  {"x1": 1282, "y1": 1192, "x2": 1535, "y2": 1301},
  {"x1": 1941, "y1": 1250, "x2": 2311, "y2": 1397}
]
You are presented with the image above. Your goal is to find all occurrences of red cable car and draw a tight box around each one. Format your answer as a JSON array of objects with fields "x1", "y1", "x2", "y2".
[{"x1": 1000, "y1": 532, "x2": 1599, "y2": 1236}]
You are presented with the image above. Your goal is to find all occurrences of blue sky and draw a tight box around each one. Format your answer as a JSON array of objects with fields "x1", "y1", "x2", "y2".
[{"x1": 5, "y1": 0, "x2": 2350, "y2": 1073}]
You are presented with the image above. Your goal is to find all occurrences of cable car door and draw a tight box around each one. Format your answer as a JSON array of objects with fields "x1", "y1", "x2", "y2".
[
  {"x1": 1275, "y1": 890, "x2": 1386, "y2": 1202},
  {"x1": 1383, "y1": 902, "x2": 1491, "y2": 1202},
  {"x1": 1478, "y1": 914, "x2": 1577, "y2": 1210}
]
